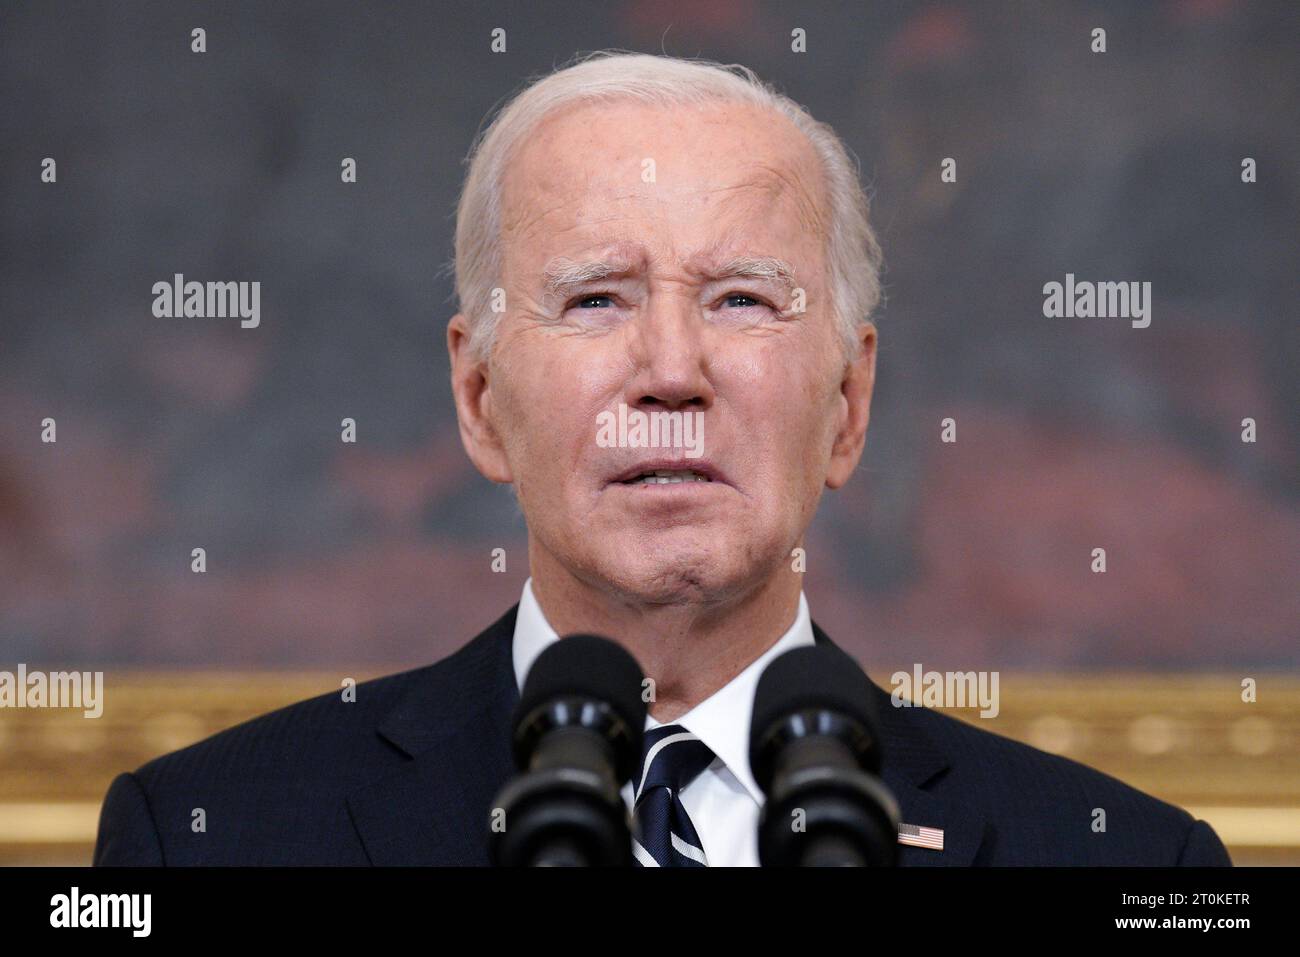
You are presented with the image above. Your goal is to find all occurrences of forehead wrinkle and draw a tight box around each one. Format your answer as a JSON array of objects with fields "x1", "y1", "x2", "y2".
[
  {"x1": 679, "y1": 162, "x2": 829, "y2": 255},
  {"x1": 503, "y1": 194, "x2": 581, "y2": 244},
  {"x1": 747, "y1": 160, "x2": 829, "y2": 238}
]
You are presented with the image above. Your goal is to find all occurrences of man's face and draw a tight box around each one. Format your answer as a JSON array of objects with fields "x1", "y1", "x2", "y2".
[{"x1": 457, "y1": 98, "x2": 874, "y2": 605}]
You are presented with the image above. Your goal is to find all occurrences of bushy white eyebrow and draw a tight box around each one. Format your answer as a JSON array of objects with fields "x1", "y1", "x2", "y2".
[
  {"x1": 712, "y1": 255, "x2": 798, "y2": 292},
  {"x1": 542, "y1": 256, "x2": 637, "y2": 296},
  {"x1": 541, "y1": 252, "x2": 799, "y2": 299}
]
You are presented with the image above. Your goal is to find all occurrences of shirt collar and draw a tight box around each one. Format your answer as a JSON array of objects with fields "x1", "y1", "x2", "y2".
[{"x1": 511, "y1": 577, "x2": 815, "y2": 804}]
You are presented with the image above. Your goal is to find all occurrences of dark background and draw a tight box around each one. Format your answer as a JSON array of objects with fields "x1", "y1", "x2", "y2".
[{"x1": 2, "y1": 0, "x2": 1296, "y2": 671}]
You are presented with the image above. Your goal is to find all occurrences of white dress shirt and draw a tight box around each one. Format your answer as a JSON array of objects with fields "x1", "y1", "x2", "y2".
[{"x1": 511, "y1": 577, "x2": 815, "y2": 867}]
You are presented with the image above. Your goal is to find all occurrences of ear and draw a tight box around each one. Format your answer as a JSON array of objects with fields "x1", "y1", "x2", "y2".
[
  {"x1": 447, "y1": 313, "x2": 514, "y2": 484},
  {"x1": 825, "y1": 321, "x2": 877, "y2": 490}
]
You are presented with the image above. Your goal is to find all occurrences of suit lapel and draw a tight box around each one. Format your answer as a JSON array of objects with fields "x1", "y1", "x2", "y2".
[
  {"x1": 812, "y1": 620, "x2": 988, "y2": 866},
  {"x1": 346, "y1": 607, "x2": 986, "y2": 866},
  {"x1": 346, "y1": 606, "x2": 520, "y2": 865}
]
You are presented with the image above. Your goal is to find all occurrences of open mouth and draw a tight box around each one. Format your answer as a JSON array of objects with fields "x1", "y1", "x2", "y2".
[{"x1": 618, "y1": 469, "x2": 714, "y2": 486}]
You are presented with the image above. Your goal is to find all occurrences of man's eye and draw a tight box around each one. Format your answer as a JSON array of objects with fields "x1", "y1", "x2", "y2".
[
  {"x1": 571, "y1": 294, "x2": 614, "y2": 309},
  {"x1": 722, "y1": 293, "x2": 769, "y2": 309},
  {"x1": 565, "y1": 293, "x2": 771, "y2": 312}
]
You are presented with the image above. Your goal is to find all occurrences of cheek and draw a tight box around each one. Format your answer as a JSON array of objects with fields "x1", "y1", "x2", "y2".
[
  {"x1": 497, "y1": 360, "x2": 611, "y2": 488},
  {"x1": 730, "y1": 345, "x2": 830, "y2": 435},
  {"x1": 492, "y1": 371, "x2": 554, "y2": 481}
]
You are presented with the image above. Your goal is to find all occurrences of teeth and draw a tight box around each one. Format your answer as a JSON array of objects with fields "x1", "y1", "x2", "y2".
[{"x1": 625, "y1": 469, "x2": 712, "y2": 485}]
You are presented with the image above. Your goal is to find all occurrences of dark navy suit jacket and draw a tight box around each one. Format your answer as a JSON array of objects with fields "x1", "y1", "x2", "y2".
[{"x1": 94, "y1": 605, "x2": 1231, "y2": 866}]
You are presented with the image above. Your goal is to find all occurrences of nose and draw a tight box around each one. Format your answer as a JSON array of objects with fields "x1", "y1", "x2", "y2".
[{"x1": 622, "y1": 289, "x2": 715, "y2": 413}]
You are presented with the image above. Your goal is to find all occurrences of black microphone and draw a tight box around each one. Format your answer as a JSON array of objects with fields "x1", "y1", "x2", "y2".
[
  {"x1": 490, "y1": 633, "x2": 646, "y2": 866},
  {"x1": 749, "y1": 644, "x2": 901, "y2": 866}
]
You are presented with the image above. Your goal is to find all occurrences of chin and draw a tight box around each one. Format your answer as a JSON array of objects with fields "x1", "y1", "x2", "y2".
[{"x1": 594, "y1": 546, "x2": 750, "y2": 606}]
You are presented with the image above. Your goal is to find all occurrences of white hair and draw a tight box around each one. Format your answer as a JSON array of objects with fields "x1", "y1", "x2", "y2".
[{"x1": 451, "y1": 50, "x2": 882, "y2": 363}]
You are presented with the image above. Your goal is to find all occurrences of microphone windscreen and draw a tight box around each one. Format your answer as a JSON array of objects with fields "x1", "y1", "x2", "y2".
[
  {"x1": 750, "y1": 644, "x2": 882, "y2": 776},
  {"x1": 516, "y1": 633, "x2": 647, "y2": 746}
]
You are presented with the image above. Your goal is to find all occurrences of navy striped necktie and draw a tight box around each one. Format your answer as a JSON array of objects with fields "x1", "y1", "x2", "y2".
[{"x1": 631, "y1": 724, "x2": 716, "y2": 867}]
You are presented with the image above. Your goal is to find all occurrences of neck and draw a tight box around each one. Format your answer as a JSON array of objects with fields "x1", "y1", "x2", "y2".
[{"x1": 528, "y1": 545, "x2": 803, "y2": 722}]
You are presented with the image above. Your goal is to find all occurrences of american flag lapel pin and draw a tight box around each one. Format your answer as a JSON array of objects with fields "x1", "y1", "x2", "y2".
[{"x1": 897, "y1": 822, "x2": 944, "y2": 851}]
